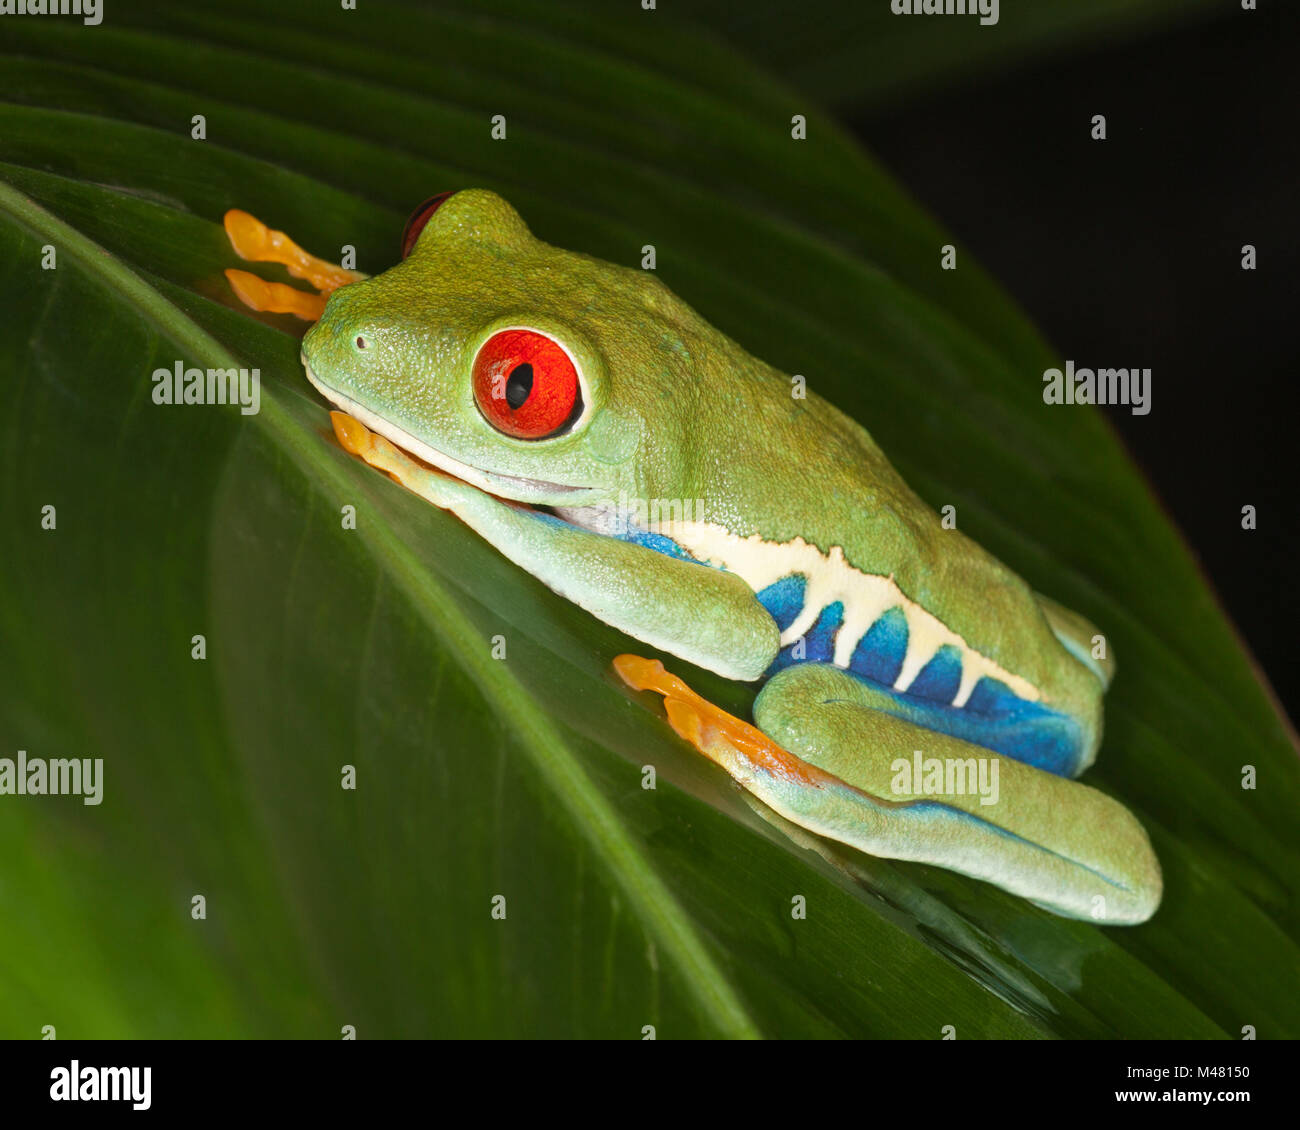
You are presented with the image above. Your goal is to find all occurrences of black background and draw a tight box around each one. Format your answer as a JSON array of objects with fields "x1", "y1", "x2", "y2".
[{"x1": 856, "y1": 5, "x2": 1298, "y2": 720}]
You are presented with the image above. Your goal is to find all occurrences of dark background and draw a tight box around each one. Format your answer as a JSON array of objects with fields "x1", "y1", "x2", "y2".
[{"x1": 855, "y1": 5, "x2": 1297, "y2": 720}]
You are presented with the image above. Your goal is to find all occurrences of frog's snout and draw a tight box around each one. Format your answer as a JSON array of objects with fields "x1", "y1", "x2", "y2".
[
  {"x1": 299, "y1": 322, "x2": 321, "y2": 372},
  {"x1": 299, "y1": 319, "x2": 338, "y2": 392}
]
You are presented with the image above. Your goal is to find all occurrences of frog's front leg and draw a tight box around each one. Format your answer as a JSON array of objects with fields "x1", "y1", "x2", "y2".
[
  {"x1": 222, "y1": 210, "x2": 365, "y2": 321},
  {"x1": 329, "y1": 414, "x2": 780, "y2": 681},
  {"x1": 617, "y1": 657, "x2": 1161, "y2": 923}
]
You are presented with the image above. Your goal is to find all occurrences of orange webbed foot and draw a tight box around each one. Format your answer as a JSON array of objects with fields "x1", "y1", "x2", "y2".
[
  {"x1": 222, "y1": 209, "x2": 364, "y2": 322},
  {"x1": 613, "y1": 655, "x2": 831, "y2": 789}
]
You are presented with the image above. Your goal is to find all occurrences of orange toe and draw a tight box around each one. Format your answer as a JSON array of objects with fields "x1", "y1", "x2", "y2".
[
  {"x1": 330, "y1": 410, "x2": 372, "y2": 456},
  {"x1": 614, "y1": 654, "x2": 827, "y2": 787},
  {"x1": 224, "y1": 268, "x2": 327, "y2": 321},
  {"x1": 223, "y1": 209, "x2": 362, "y2": 294}
]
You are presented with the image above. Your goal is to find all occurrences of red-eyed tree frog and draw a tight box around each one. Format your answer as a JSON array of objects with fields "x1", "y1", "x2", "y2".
[{"x1": 223, "y1": 189, "x2": 1161, "y2": 924}]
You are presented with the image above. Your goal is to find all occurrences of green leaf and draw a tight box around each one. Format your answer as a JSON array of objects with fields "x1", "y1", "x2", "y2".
[
  {"x1": 673, "y1": 0, "x2": 1223, "y2": 110},
  {"x1": 0, "y1": 0, "x2": 1295, "y2": 1038}
]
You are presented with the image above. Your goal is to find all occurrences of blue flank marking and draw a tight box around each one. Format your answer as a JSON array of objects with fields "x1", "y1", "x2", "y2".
[
  {"x1": 755, "y1": 573, "x2": 806, "y2": 633},
  {"x1": 865, "y1": 678, "x2": 1082, "y2": 776},
  {"x1": 907, "y1": 644, "x2": 963, "y2": 703},
  {"x1": 614, "y1": 523, "x2": 702, "y2": 564},
  {"x1": 849, "y1": 606, "x2": 908, "y2": 685},
  {"x1": 755, "y1": 573, "x2": 1085, "y2": 777},
  {"x1": 544, "y1": 521, "x2": 1088, "y2": 778},
  {"x1": 767, "y1": 602, "x2": 844, "y2": 672}
]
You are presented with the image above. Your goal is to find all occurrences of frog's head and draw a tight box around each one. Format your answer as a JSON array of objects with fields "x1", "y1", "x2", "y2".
[{"x1": 301, "y1": 189, "x2": 704, "y2": 509}]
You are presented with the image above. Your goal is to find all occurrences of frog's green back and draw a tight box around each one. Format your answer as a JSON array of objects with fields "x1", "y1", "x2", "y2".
[{"x1": 582, "y1": 259, "x2": 1108, "y2": 763}]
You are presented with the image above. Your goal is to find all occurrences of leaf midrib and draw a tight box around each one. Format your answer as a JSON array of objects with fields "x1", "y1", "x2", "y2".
[{"x1": 0, "y1": 176, "x2": 762, "y2": 1040}]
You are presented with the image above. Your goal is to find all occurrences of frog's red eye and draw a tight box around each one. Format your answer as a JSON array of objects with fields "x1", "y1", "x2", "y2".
[
  {"x1": 401, "y1": 191, "x2": 455, "y2": 259},
  {"x1": 472, "y1": 329, "x2": 582, "y2": 440}
]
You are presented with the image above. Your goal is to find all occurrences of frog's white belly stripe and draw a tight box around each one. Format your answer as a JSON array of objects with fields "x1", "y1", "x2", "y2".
[{"x1": 667, "y1": 523, "x2": 1040, "y2": 707}]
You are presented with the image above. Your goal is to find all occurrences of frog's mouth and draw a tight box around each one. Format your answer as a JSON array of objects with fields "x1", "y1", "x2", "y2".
[{"x1": 303, "y1": 362, "x2": 596, "y2": 505}]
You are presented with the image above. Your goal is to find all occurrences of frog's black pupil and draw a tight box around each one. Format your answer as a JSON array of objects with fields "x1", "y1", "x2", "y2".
[{"x1": 505, "y1": 363, "x2": 534, "y2": 409}]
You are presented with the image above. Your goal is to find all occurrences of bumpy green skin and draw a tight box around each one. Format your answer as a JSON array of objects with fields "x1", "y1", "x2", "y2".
[{"x1": 301, "y1": 190, "x2": 1161, "y2": 924}]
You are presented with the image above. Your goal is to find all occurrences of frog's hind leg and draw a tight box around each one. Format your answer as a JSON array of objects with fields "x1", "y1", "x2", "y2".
[
  {"x1": 616, "y1": 655, "x2": 1160, "y2": 923},
  {"x1": 222, "y1": 209, "x2": 365, "y2": 322},
  {"x1": 614, "y1": 655, "x2": 848, "y2": 798}
]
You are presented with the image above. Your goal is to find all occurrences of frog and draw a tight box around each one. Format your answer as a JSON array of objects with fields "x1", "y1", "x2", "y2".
[{"x1": 222, "y1": 188, "x2": 1162, "y2": 924}]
